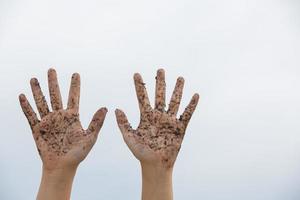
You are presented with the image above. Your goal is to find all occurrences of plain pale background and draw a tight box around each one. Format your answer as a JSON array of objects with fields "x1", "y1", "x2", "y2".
[{"x1": 1, "y1": 0, "x2": 300, "y2": 199}]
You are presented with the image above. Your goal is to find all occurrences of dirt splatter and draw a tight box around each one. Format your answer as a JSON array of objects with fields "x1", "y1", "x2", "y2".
[
  {"x1": 19, "y1": 68, "x2": 107, "y2": 171},
  {"x1": 116, "y1": 69, "x2": 199, "y2": 169}
]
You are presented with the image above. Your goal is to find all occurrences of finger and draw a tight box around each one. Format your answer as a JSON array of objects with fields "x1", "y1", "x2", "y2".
[
  {"x1": 115, "y1": 109, "x2": 134, "y2": 135},
  {"x1": 19, "y1": 94, "x2": 39, "y2": 128},
  {"x1": 67, "y1": 73, "x2": 80, "y2": 112},
  {"x1": 167, "y1": 77, "x2": 184, "y2": 116},
  {"x1": 179, "y1": 93, "x2": 200, "y2": 127},
  {"x1": 48, "y1": 68, "x2": 63, "y2": 111},
  {"x1": 87, "y1": 107, "x2": 108, "y2": 138},
  {"x1": 30, "y1": 78, "x2": 50, "y2": 118},
  {"x1": 133, "y1": 73, "x2": 151, "y2": 112},
  {"x1": 155, "y1": 69, "x2": 166, "y2": 111}
]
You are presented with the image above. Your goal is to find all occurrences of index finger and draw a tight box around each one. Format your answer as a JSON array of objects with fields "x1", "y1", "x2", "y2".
[
  {"x1": 133, "y1": 73, "x2": 151, "y2": 113},
  {"x1": 67, "y1": 73, "x2": 80, "y2": 113}
]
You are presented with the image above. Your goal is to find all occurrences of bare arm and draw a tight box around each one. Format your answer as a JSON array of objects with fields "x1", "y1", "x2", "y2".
[
  {"x1": 19, "y1": 68, "x2": 107, "y2": 200},
  {"x1": 115, "y1": 69, "x2": 199, "y2": 200}
]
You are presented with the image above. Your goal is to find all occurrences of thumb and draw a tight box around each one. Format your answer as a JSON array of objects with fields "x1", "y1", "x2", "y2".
[
  {"x1": 115, "y1": 109, "x2": 133, "y2": 136},
  {"x1": 87, "y1": 107, "x2": 108, "y2": 138}
]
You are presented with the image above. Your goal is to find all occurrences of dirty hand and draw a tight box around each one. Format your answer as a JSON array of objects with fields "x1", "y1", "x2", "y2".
[
  {"x1": 115, "y1": 69, "x2": 199, "y2": 169},
  {"x1": 19, "y1": 69, "x2": 107, "y2": 172}
]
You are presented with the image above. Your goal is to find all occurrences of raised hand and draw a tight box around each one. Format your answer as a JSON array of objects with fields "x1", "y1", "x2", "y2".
[
  {"x1": 115, "y1": 69, "x2": 199, "y2": 169},
  {"x1": 19, "y1": 69, "x2": 107, "y2": 171}
]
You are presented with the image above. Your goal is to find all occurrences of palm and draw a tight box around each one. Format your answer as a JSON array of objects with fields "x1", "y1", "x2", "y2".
[
  {"x1": 116, "y1": 69, "x2": 199, "y2": 168},
  {"x1": 19, "y1": 69, "x2": 107, "y2": 171},
  {"x1": 133, "y1": 111, "x2": 185, "y2": 167},
  {"x1": 33, "y1": 110, "x2": 94, "y2": 169}
]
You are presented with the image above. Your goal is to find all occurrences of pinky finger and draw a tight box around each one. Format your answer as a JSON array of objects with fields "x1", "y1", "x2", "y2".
[
  {"x1": 19, "y1": 94, "x2": 39, "y2": 129},
  {"x1": 179, "y1": 93, "x2": 200, "y2": 127}
]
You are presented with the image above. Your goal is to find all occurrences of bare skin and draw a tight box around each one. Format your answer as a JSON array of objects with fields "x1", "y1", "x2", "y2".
[
  {"x1": 115, "y1": 69, "x2": 199, "y2": 200},
  {"x1": 19, "y1": 68, "x2": 107, "y2": 200}
]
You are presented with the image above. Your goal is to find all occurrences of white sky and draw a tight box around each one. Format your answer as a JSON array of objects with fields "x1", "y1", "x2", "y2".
[{"x1": 1, "y1": 0, "x2": 300, "y2": 199}]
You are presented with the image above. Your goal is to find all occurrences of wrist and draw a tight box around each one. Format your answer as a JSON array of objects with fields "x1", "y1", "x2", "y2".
[
  {"x1": 37, "y1": 166, "x2": 77, "y2": 200},
  {"x1": 141, "y1": 163, "x2": 173, "y2": 200},
  {"x1": 41, "y1": 166, "x2": 77, "y2": 183},
  {"x1": 141, "y1": 163, "x2": 173, "y2": 182}
]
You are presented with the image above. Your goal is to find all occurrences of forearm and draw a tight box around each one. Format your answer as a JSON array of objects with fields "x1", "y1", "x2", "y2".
[
  {"x1": 37, "y1": 166, "x2": 77, "y2": 200},
  {"x1": 141, "y1": 163, "x2": 173, "y2": 200}
]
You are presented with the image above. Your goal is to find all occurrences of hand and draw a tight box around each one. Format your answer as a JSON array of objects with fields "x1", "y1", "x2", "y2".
[
  {"x1": 19, "y1": 68, "x2": 107, "y2": 172},
  {"x1": 115, "y1": 69, "x2": 199, "y2": 169}
]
